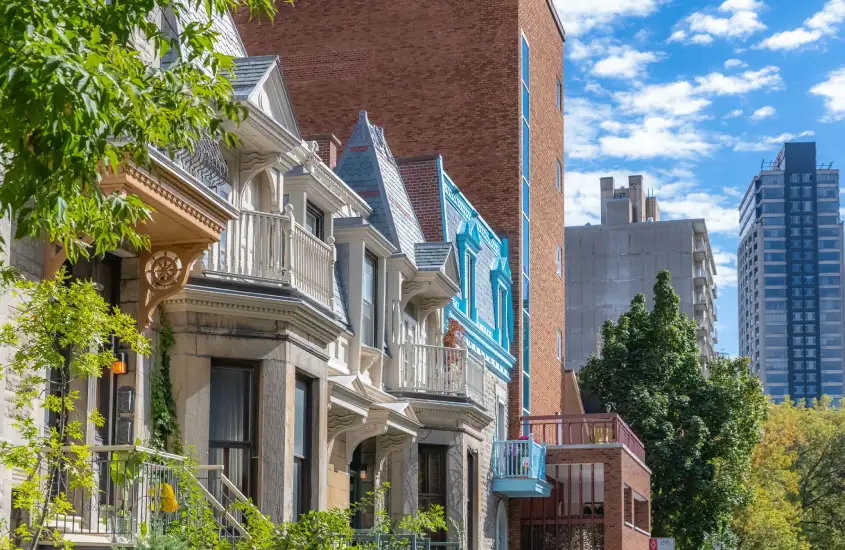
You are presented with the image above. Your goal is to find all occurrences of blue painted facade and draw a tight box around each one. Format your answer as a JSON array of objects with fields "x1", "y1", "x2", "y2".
[{"x1": 430, "y1": 157, "x2": 517, "y2": 383}]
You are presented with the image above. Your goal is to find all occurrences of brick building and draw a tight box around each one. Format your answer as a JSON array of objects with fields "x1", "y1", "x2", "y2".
[{"x1": 234, "y1": 0, "x2": 568, "y2": 433}]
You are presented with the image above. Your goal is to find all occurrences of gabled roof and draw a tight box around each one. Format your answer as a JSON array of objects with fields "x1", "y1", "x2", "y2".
[
  {"x1": 229, "y1": 56, "x2": 277, "y2": 97},
  {"x1": 335, "y1": 111, "x2": 426, "y2": 266},
  {"x1": 414, "y1": 242, "x2": 454, "y2": 272},
  {"x1": 228, "y1": 56, "x2": 301, "y2": 139}
]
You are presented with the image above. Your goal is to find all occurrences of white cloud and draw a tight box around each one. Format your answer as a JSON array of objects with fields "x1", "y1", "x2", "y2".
[
  {"x1": 671, "y1": 0, "x2": 766, "y2": 45},
  {"x1": 564, "y1": 169, "x2": 739, "y2": 234},
  {"x1": 750, "y1": 105, "x2": 776, "y2": 120},
  {"x1": 615, "y1": 81, "x2": 712, "y2": 116},
  {"x1": 553, "y1": 0, "x2": 667, "y2": 36},
  {"x1": 592, "y1": 48, "x2": 662, "y2": 79},
  {"x1": 694, "y1": 66, "x2": 782, "y2": 95},
  {"x1": 565, "y1": 97, "x2": 613, "y2": 159},
  {"x1": 668, "y1": 29, "x2": 688, "y2": 42},
  {"x1": 599, "y1": 117, "x2": 719, "y2": 159},
  {"x1": 759, "y1": 28, "x2": 824, "y2": 50},
  {"x1": 757, "y1": 0, "x2": 845, "y2": 50},
  {"x1": 711, "y1": 248, "x2": 738, "y2": 288},
  {"x1": 723, "y1": 108, "x2": 744, "y2": 119},
  {"x1": 806, "y1": 0, "x2": 845, "y2": 30},
  {"x1": 810, "y1": 66, "x2": 845, "y2": 121},
  {"x1": 724, "y1": 58, "x2": 747, "y2": 69},
  {"x1": 690, "y1": 33, "x2": 715, "y2": 44},
  {"x1": 732, "y1": 130, "x2": 815, "y2": 152},
  {"x1": 723, "y1": 186, "x2": 743, "y2": 198}
]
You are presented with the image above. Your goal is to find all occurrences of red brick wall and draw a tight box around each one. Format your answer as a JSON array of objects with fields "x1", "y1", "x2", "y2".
[
  {"x1": 397, "y1": 156, "x2": 444, "y2": 243},
  {"x1": 304, "y1": 133, "x2": 341, "y2": 169},
  {"x1": 519, "y1": 0, "x2": 566, "y2": 418},
  {"x1": 509, "y1": 446, "x2": 651, "y2": 550}
]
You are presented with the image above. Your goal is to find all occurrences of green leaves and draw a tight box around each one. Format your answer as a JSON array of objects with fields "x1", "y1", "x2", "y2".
[
  {"x1": 0, "y1": 271, "x2": 150, "y2": 548},
  {"x1": 580, "y1": 270, "x2": 767, "y2": 550},
  {"x1": 0, "y1": 0, "x2": 277, "y2": 265}
]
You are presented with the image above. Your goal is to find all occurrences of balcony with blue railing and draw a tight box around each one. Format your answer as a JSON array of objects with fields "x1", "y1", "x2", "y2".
[{"x1": 492, "y1": 438, "x2": 552, "y2": 498}]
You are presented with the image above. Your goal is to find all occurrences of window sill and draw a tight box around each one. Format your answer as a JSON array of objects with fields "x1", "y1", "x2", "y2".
[{"x1": 634, "y1": 527, "x2": 651, "y2": 537}]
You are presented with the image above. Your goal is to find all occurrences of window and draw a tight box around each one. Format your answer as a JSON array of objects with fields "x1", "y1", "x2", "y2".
[
  {"x1": 556, "y1": 328, "x2": 562, "y2": 361},
  {"x1": 293, "y1": 377, "x2": 312, "y2": 520},
  {"x1": 419, "y1": 446, "x2": 447, "y2": 522},
  {"x1": 209, "y1": 364, "x2": 257, "y2": 501},
  {"x1": 556, "y1": 159, "x2": 562, "y2": 193},
  {"x1": 556, "y1": 244, "x2": 562, "y2": 277},
  {"x1": 556, "y1": 77, "x2": 562, "y2": 111},
  {"x1": 466, "y1": 253, "x2": 477, "y2": 316},
  {"x1": 762, "y1": 202, "x2": 785, "y2": 214},
  {"x1": 362, "y1": 253, "x2": 377, "y2": 347},
  {"x1": 496, "y1": 401, "x2": 507, "y2": 440},
  {"x1": 304, "y1": 203, "x2": 324, "y2": 240},
  {"x1": 765, "y1": 240, "x2": 786, "y2": 250}
]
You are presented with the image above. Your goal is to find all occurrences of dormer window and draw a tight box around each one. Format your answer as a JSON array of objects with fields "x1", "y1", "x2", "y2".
[
  {"x1": 305, "y1": 202, "x2": 324, "y2": 240},
  {"x1": 499, "y1": 288, "x2": 509, "y2": 349},
  {"x1": 465, "y1": 252, "x2": 476, "y2": 318},
  {"x1": 362, "y1": 252, "x2": 377, "y2": 347}
]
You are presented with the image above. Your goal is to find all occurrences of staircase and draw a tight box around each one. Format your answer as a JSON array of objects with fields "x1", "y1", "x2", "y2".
[{"x1": 33, "y1": 445, "x2": 249, "y2": 548}]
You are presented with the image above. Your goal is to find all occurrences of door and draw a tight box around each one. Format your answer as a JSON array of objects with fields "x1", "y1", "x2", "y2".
[
  {"x1": 403, "y1": 313, "x2": 418, "y2": 387},
  {"x1": 418, "y1": 445, "x2": 447, "y2": 542}
]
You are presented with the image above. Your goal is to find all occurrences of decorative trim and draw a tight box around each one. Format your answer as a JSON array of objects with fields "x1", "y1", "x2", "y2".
[
  {"x1": 327, "y1": 412, "x2": 367, "y2": 459},
  {"x1": 139, "y1": 245, "x2": 208, "y2": 327},
  {"x1": 161, "y1": 285, "x2": 344, "y2": 347},
  {"x1": 102, "y1": 163, "x2": 228, "y2": 237}
]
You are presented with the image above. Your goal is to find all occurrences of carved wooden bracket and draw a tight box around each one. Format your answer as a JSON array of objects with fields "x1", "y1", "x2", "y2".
[
  {"x1": 139, "y1": 244, "x2": 208, "y2": 327},
  {"x1": 42, "y1": 237, "x2": 94, "y2": 279},
  {"x1": 327, "y1": 412, "x2": 367, "y2": 459}
]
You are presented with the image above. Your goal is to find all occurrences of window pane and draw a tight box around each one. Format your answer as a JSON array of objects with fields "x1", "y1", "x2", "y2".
[
  {"x1": 294, "y1": 380, "x2": 307, "y2": 457},
  {"x1": 210, "y1": 368, "x2": 250, "y2": 442}
]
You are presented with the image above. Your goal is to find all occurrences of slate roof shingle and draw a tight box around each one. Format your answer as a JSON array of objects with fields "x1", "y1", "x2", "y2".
[
  {"x1": 414, "y1": 242, "x2": 453, "y2": 272},
  {"x1": 335, "y1": 111, "x2": 426, "y2": 266}
]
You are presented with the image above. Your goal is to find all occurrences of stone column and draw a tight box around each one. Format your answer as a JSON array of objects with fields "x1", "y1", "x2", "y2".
[
  {"x1": 347, "y1": 240, "x2": 366, "y2": 375},
  {"x1": 259, "y1": 358, "x2": 293, "y2": 523},
  {"x1": 375, "y1": 433, "x2": 413, "y2": 523}
]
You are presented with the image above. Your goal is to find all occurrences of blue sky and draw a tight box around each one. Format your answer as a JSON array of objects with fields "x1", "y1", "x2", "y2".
[{"x1": 556, "y1": 0, "x2": 845, "y2": 355}]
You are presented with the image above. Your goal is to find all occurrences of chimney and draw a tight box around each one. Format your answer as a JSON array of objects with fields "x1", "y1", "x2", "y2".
[
  {"x1": 304, "y1": 133, "x2": 342, "y2": 169},
  {"x1": 600, "y1": 177, "x2": 615, "y2": 225},
  {"x1": 628, "y1": 175, "x2": 645, "y2": 223}
]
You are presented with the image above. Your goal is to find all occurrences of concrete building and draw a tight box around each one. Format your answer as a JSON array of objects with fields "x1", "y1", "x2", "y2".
[
  {"x1": 566, "y1": 176, "x2": 718, "y2": 372},
  {"x1": 738, "y1": 142, "x2": 843, "y2": 404},
  {"x1": 233, "y1": 0, "x2": 568, "y2": 436}
]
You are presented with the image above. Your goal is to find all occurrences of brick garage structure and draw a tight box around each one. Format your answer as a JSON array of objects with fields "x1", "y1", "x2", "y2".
[
  {"x1": 235, "y1": 0, "x2": 566, "y2": 451},
  {"x1": 513, "y1": 446, "x2": 651, "y2": 550}
]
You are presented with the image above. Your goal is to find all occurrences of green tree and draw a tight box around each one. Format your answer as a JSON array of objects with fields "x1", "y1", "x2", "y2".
[
  {"x1": 733, "y1": 400, "x2": 809, "y2": 550},
  {"x1": 735, "y1": 398, "x2": 845, "y2": 550},
  {"x1": 579, "y1": 270, "x2": 768, "y2": 550},
  {"x1": 0, "y1": 0, "x2": 277, "y2": 268},
  {"x1": 0, "y1": 271, "x2": 148, "y2": 549}
]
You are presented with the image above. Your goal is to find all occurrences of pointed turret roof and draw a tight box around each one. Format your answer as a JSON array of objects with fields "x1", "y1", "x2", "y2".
[{"x1": 335, "y1": 111, "x2": 426, "y2": 266}]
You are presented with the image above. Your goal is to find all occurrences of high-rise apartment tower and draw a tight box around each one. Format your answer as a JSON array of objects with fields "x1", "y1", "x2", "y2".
[{"x1": 738, "y1": 142, "x2": 844, "y2": 403}]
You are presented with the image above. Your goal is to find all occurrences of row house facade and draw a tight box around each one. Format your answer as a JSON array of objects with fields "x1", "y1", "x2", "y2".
[{"x1": 0, "y1": 9, "x2": 652, "y2": 550}]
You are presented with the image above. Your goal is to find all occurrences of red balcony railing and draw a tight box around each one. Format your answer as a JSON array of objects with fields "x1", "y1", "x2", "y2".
[{"x1": 521, "y1": 413, "x2": 646, "y2": 463}]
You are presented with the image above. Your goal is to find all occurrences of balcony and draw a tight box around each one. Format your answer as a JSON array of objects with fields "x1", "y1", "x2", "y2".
[
  {"x1": 492, "y1": 438, "x2": 552, "y2": 497},
  {"x1": 390, "y1": 343, "x2": 485, "y2": 404},
  {"x1": 712, "y1": 329, "x2": 719, "y2": 345},
  {"x1": 522, "y1": 413, "x2": 646, "y2": 463},
  {"x1": 204, "y1": 206, "x2": 334, "y2": 309}
]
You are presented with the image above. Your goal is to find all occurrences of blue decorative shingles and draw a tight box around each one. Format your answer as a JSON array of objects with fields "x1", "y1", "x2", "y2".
[{"x1": 336, "y1": 111, "x2": 425, "y2": 266}]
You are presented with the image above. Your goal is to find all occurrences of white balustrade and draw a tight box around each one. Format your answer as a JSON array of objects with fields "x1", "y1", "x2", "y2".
[
  {"x1": 205, "y1": 209, "x2": 334, "y2": 309},
  {"x1": 396, "y1": 343, "x2": 485, "y2": 403}
]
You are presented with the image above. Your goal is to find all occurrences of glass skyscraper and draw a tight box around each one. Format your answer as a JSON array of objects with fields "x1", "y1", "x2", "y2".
[{"x1": 738, "y1": 142, "x2": 844, "y2": 403}]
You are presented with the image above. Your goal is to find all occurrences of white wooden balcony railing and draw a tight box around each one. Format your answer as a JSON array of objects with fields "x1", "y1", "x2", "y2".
[
  {"x1": 393, "y1": 343, "x2": 485, "y2": 404},
  {"x1": 204, "y1": 206, "x2": 334, "y2": 309}
]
